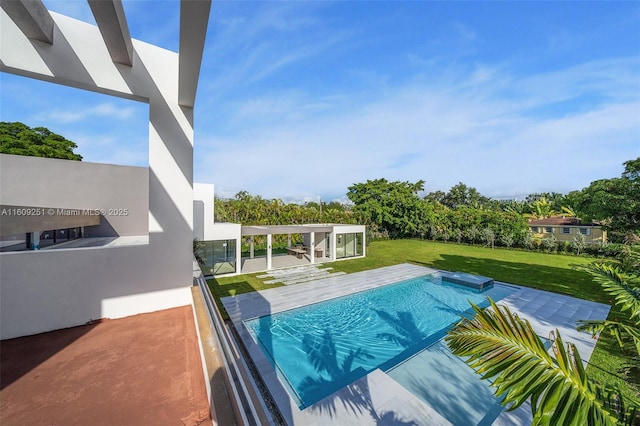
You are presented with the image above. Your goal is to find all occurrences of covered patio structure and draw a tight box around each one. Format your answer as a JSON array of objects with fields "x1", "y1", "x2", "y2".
[{"x1": 240, "y1": 224, "x2": 365, "y2": 274}]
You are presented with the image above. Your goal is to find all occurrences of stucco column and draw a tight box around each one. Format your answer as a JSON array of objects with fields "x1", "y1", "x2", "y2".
[
  {"x1": 330, "y1": 232, "x2": 336, "y2": 261},
  {"x1": 266, "y1": 234, "x2": 272, "y2": 270},
  {"x1": 236, "y1": 239, "x2": 242, "y2": 274},
  {"x1": 362, "y1": 230, "x2": 366, "y2": 257},
  {"x1": 249, "y1": 238, "x2": 254, "y2": 259},
  {"x1": 310, "y1": 232, "x2": 315, "y2": 264}
]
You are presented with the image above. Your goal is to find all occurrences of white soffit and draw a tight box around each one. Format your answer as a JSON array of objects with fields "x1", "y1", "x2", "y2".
[
  {"x1": 0, "y1": 0, "x2": 53, "y2": 43},
  {"x1": 88, "y1": 0, "x2": 133, "y2": 66},
  {"x1": 178, "y1": 0, "x2": 211, "y2": 108}
]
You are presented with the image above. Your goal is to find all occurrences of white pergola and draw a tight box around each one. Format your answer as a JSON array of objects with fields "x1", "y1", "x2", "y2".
[
  {"x1": 0, "y1": 0, "x2": 213, "y2": 339},
  {"x1": 1, "y1": 0, "x2": 209, "y2": 107},
  {"x1": 242, "y1": 224, "x2": 335, "y2": 269}
]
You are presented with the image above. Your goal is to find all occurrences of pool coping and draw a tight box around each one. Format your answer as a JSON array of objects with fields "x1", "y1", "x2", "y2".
[{"x1": 221, "y1": 263, "x2": 611, "y2": 425}]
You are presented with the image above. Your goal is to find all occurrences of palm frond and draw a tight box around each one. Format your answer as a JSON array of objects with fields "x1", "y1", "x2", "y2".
[
  {"x1": 446, "y1": 298, "x2": 618, "y2": 425},
  {"x1": 596, "y1": 383, "x2": 640, "y2": 425},
  {"x1": 574, "y1": 263, "x2": 640, "y2": 324},
  {"x1": 577, "y1": 320, "x2": 640, "y2": 355}
]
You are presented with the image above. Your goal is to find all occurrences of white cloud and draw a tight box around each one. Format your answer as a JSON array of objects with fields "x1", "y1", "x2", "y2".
[
  {"x1": 34, "y1": 103, "x2": 138, "y2": 124},
  {"x1": 195, "y1": 56, "x2": 639, "y2": 201},
  {"x1": 201, "y1": 3, "x2": 350, "y2": 104}
]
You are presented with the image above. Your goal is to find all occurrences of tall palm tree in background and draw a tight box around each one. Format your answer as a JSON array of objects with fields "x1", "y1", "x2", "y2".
[{"x1": 528, "y1": 197, "x2": 556, "y2": 220}]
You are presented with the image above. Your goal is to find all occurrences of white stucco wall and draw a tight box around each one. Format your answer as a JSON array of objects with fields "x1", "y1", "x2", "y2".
[
  {"x1": 0, "y1": 12, "x2": 196, "y2": 338},
  {"x1": 210, "y1": 223, "x2": 242, "y2": 240},
  {"x1": 332, "y1": 224, "x2": 367, "y2": 259},
  {"x1": 193, "y1": 183, "x2": 215, "y2": 241},
  {"x1": 0, "y1": 154, "x2": 148, "y2": 237}
]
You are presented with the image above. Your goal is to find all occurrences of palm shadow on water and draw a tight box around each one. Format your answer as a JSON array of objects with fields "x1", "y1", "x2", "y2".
[
  {"x1": 373, "y1": 309, "x2": 508, "y2": 425},
  {"x1": 373, "y1": 309, "x2": 427, "y2": 348},
  {"x1": 299, "y1": 329, "x2": 420, "y2": 425},
  {"x1": 373, "y1": 309, "x2": 448, "y2": 373}
]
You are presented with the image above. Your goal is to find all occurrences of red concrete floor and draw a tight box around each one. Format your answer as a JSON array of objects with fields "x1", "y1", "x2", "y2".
[{"x1": 1, "y1": 305, "x2": 211, "y2": 426}]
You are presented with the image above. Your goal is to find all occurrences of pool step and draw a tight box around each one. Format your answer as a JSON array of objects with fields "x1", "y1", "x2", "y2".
[
  {"x1": 280, "y1": 271, "x2": 346, "y2": 285},
  {"x1": 259, "y1": 266, "x2": 345, "y2": 285},
  {"x1": 263, "y1": 269, "x2": 334, "y2": 284},
  {"x1": 256, "y1": 266, "x2": 332, "y2": 279}
]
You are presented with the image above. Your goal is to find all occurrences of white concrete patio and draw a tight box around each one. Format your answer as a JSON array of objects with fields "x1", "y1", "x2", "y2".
[
  {"x1": 222, "y1": 263, "x2": 611, "y2": 425},
  {"x1": 241, "y1": 253, "x2": 330, "y2": 274}
]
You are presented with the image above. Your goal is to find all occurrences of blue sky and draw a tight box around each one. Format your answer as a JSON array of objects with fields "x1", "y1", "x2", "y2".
[{"x1": 1, "y1": 1, "x2": 638, "y2": 203}]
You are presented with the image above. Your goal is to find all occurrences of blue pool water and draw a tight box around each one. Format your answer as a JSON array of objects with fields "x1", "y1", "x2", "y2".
[{"x1": 244, "y1": 273, "x2": 517, "y2": 409}]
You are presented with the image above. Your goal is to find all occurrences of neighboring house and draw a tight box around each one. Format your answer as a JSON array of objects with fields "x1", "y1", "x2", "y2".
[{"x1": 528, "y1": 217, "x2": 607, "y2": 245}]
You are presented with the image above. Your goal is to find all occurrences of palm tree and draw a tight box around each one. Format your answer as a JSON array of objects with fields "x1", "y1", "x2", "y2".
[
  {"x1": 561, "y1": 205, "x2": 578, "y2": 217},
  {"x1": 445, "y1": 299, "x2": 620, "y2": 425},
  {"x1": 528, "y1": 197, "x2": 556, "y2": 220}
]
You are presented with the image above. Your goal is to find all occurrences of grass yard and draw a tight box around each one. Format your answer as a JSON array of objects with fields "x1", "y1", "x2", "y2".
[
  {"x1": 329, "y1": 239, "x2": 606, "y2": 302},
  {"x1": 208, "y1": 270, "x2": 284, "y2": 316},
  {"x1": 207, "y1": 239, "x2": 639, "y2": 404}
]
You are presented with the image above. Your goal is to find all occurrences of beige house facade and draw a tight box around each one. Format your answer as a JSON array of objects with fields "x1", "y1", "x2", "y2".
[{"x1": 529, "y1": 217, "x2": 607, "y2": 245}]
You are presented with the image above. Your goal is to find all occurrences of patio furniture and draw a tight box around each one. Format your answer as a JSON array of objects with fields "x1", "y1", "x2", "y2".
[{"x1": 287, "y1": 247, "x2": 307, "y2": 259}]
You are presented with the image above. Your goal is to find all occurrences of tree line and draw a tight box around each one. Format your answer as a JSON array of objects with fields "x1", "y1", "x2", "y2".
[
  {"x1": 4, "y1": 122, "x2": 637, "y2": 252},
  {"x1": 348, "y1": 158, "x2": 638, "y2": 247},
  {"x1": 215, "y1": 157, "x2": 639, "y2": 254}
]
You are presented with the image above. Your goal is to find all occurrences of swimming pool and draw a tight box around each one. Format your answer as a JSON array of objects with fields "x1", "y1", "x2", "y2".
[{"x1": 243, "y1": 273, "x2": 516, "y2": 409}]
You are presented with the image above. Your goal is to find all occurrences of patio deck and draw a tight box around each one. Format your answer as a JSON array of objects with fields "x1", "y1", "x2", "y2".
[
  {"x1": 0, "y1": 305, "x2": 211, "y2": 426},
  {"x1": 241, "y1": 253, "x2": 329, "y2": 274}
]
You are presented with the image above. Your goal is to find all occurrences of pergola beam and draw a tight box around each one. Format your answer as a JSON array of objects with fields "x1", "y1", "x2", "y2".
[
  {"x1": 88, "y1": 0, "x2": 133, "y2": 66},
  {"x1": 0, "y1": 0, "x2": 53, "y2": 44},
  {"x1": 178, "y1": 0, "x2": 211, "y2": 108}
]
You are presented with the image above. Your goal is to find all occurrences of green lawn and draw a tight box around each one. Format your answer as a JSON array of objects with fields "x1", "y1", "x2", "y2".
[
  {"x1": 328, "y1": 239, "x2": 606, "y2": 302},
  {"x1": 207, "y1": 239, "x2": 638, "y2": 404},
  {"x1": 208, "y1": 270, "x2": 285, "y2": 316}
]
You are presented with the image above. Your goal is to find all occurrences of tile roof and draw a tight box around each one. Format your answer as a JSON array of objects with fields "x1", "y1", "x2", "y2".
[{"x1": 528, "y1": 217, "x2": 600, "y2": 226}]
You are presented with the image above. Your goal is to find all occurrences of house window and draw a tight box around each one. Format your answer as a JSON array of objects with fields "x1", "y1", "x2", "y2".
[
  {"x1": 579, "y1": 228, "x2": 591, "y2": 235},
  {"x1": 545, "y1": 227, "x2": 553, "y2": 234},
  {"x1": 530, "y1": 227, "x2": 539, "y2": 233},
  {"x1": 562, "y1": 227, "x2": 572, "y2": 234},
  {"x1": 196, "y1": 239, "x2": 237, "y2": 275}
]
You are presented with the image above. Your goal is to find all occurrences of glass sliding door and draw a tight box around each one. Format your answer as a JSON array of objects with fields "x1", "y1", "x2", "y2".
[
  {"x1": 335, "y1": 232, "x2": 363, "y2": 259},
  {"x1": 336, "y1": 234, "x2": 345, "y2": 259},
  {"x1": 345, "y1": 233, "x2": 355, "y2": 257},
  {"x1": 325, "y1": 232, "x2": 331, "y2": 258}
]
